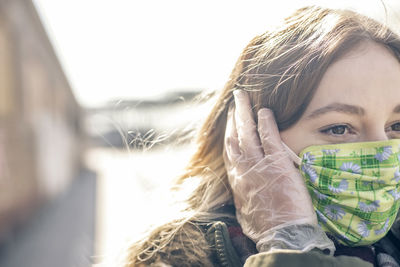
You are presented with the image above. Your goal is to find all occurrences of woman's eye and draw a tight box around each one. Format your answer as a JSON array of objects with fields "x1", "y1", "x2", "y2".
[
  {"x1": 391, "y1": 122, "x2": 400, "y2": 132},
  {"x1": 320, "y1": 125, "x2": 351, "y2": 136}
]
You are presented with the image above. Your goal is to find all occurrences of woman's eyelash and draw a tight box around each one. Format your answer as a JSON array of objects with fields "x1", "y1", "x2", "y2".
[
  {"x1": 390, "y1": 122, "x2": 400, "y2": 131},
  {"x1": 319, "y1": 124, "x2": 353, "y2": 135}
]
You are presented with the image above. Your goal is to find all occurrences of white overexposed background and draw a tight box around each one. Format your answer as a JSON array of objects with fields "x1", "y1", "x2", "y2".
[{"x1": 33, "y1": 0, "x2": 400, "y2": 107}]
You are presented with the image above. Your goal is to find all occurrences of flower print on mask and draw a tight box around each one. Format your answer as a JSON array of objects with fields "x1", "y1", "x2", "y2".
[
  {"x1": 324, "y1": 204, "x2": 345, "y2": 221},
  {"x1": 328, "y1": 179, "x2": 348, "y2": 193},
  {"x1": 397, "y1": 144, "x2": 400, "y2": 162},
  {"x1": 302, "y1": 152, "x2": 315, "y2": 164},
  {"x1": 316, "y1": 209, "x2": 327, "y2": 224},
  {"x1": 358, "y1": 200, "x2": 380, "y2": 212},
  {"x1": 358, "y1": 221, "x2": 371, "y2": 237},
  {"x1": 377, "y1": 179, "x2": 386, "y2": 185},
  {"x1": 392, "y1": 168, "x2": 400, "y2": 183},
  {"x1": 362, "y1": 181, "x2": 372, "y2": 187},
  {"x1": 302, "y1": 164, "x2": 318, "y2": 183},
  {"x1": 375, "y1": 146, "x2": 393, "y2": 162},
  {"x1": 374, "y1": 218, "x2": 390, "y2": 236},
  {"x1": 340, "y1": 162, "x2": 362, "y2": 174},
  {"x1": 388, "y1": 188, "x2": 400, "y2": 200},
  {"x1": 313, "y1": 189, "x2": 328, "y2": 200},
  {"x1": 322, "y1": 149, "x2": 340, "y2": 155}
]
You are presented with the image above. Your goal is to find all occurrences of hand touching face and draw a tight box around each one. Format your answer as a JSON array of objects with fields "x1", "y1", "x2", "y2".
[{"x1": 223, "y1": 90, "x2": 317, "y2": 250}]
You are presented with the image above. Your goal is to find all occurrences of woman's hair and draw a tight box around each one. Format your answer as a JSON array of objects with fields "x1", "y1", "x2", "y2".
[{"x1": 123, "y1": 6, "x2": 400, "y2": 266}]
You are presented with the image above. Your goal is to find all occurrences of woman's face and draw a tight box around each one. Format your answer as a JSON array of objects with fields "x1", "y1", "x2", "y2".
[{"x1": 280, "y1": 41, "x2": 400, "y2": 155}]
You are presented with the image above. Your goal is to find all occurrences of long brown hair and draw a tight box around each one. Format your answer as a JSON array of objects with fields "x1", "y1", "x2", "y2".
[{"x1": 124, "y1": 6, "x2": 400, "y2": 266}]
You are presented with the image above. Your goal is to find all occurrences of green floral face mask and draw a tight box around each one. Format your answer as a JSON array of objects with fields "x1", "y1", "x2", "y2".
[{"x1": 286, "y1": 139, "x2": 400, "y2": 246}]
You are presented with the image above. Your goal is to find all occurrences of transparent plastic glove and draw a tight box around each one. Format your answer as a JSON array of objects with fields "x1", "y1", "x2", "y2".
[{"x1": 224, "y1": 90, "x2": 334, "y2": 254}]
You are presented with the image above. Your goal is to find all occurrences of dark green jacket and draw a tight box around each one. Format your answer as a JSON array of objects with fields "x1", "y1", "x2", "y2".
[{"x1": 205, "y1": 220, "x2": 400, "y2": 267}]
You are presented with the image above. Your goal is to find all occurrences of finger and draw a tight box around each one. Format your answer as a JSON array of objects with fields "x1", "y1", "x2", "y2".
[
  {"x1": 224, "y1": 105, "x2": 240, "y2": 163},
  {"x1": 233, "y1": 90, "x2": 263, "y2": 160},
  {"x1": 257, "y1": 108, "x2": 285, "y2": 156}
]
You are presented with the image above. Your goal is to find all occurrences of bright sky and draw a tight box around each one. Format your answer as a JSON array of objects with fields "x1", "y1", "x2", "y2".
[{"x1": 32, "y1": 0, "x2": 399, "y2": 107}]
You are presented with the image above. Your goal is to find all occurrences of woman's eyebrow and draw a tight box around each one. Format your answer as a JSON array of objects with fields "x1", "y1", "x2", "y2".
[
  {"x1": 394, "y1": 104, "x2": 400, "y2": 113},
  {"x1": 305, "y1": 103, "x2": 400, "y2": 120},
  {"x1": 304, "y1": 103, "x2": 365, "y2": 120}
]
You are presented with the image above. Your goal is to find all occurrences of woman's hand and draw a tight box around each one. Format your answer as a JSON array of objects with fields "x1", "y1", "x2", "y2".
[{"x1": 223, "y1": 90, "x2": 318, "y2": 249}]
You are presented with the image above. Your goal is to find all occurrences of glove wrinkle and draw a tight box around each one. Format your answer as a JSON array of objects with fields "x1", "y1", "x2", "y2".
[{"x1": 257, "y1": 223, "x2": 335, "y2": 256}]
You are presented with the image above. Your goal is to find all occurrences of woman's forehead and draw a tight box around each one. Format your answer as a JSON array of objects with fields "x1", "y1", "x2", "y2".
[{"x1": 303, "y1": 42, "x2": 400, "y2": 117}]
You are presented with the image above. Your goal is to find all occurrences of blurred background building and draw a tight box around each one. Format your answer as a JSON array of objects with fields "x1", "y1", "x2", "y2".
[
  {"x1": 0, "y1": 0, "x2": 83, "y2": 242},
  {"x1": 0, "y1": 1, "x2": 88, "y2": 267}
]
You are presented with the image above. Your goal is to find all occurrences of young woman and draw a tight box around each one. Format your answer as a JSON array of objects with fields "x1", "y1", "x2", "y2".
[{"x1": 124, "y1": 6, "x2": 400, "y2": 267}]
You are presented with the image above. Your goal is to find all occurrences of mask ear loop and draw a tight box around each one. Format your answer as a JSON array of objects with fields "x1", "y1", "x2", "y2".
[{"x1": 281, "y1": 142, "x2": 303, "y2": 167}]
